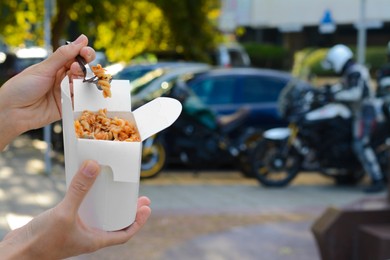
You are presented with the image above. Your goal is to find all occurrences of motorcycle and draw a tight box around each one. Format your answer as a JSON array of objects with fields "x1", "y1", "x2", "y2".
[
  {"x1": 250, "y1": 79, "x2": 390, "y2": 187},
  {"x1": 138, "y1": 81, "x2": 262, "y2": 178}
]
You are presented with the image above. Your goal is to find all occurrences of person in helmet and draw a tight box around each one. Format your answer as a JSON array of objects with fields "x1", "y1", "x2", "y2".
[{"x1": 323, "y1": 44, "x2": 385, "y2": 193}]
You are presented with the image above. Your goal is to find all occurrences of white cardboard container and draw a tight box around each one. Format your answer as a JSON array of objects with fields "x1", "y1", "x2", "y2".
[{"x1": 60, "y1": 77, "x2": 182, "y2": 231}]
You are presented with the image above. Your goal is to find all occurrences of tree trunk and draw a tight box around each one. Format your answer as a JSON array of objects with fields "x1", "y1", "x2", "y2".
[{"x1": 51, "y1": 0, "x2": 71, "y2": 50}]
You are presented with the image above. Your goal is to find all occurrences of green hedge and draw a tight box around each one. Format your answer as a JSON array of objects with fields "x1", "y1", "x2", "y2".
[
  {"x1": 242, "y1": 42, "x2": 290, "y2": 70},
  {"x1": 365, "y1": 47, "x2": 388, "y2": 72}
]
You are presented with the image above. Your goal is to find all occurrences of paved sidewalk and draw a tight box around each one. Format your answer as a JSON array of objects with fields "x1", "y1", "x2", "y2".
[
  {"x1": 0, "y1": 136, "x2": 67, "y2": 238},
  {"x1": 0, "y1": 135, "x2": 386, "y2": 260},
  {"x1": 162, "y1": 221, "x2": 318, "y2": 260}
]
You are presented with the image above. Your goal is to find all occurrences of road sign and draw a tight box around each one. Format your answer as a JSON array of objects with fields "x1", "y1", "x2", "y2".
[{"x1": 319, "y1": 9, "x2": 336, "y2": 34}]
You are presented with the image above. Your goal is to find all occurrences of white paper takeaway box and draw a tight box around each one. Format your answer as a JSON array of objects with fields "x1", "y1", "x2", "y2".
[{"x1": 61, "y1": 77, "x2": 182, "y2": 231}]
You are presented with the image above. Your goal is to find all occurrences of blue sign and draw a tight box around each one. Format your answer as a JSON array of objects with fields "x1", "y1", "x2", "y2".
[
  {"x1": 319, "y1": 9, "x2": 336, "y2": 34},
  {"x1": 321, "y1": 9, "x2": 333, "y2": 24}
]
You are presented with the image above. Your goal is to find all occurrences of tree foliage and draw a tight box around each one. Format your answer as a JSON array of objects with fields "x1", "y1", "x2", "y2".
[
  {"x1": 0, "y1": 0, "x2": 44, "y2": 46},
  {"x1": 0, "y1": 0, "x2": 221, "y2": 62},
  {"x1": 153, "y1": 0, "x2": 221, "y2": 62}
]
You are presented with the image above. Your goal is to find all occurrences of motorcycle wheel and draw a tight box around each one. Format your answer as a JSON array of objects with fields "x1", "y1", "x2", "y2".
[
  {"x1": 237, "y1": 130, "x2": 264, "y2": 178},
  {"x1": 250, "y1": 139, "x2": 301, "y2": 187},
  {"x1": 237, "y1": 154, "x2": 255, "y2": 178},
  {"x1": 140, "y1": 139, "x2": 166, "y2": 179}
]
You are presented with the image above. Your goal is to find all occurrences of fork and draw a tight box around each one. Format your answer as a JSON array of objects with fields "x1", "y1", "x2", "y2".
[{"x1": 66, "y1": 41, "x2": 102, "y2": 91}]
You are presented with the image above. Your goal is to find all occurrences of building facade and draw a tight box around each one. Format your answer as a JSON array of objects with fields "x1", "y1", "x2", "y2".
[{"x1": 219, "y1": 0, "x2": 390, "y2": 50}]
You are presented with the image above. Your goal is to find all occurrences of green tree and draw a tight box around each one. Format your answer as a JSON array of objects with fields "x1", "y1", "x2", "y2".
[
  {"x1": 89, "y1": 0, "x2": 171, "y2": 62},
  {"x1": 0, "y1": 0, "x2": 220, "y2": 62},
  {"x1": 153, "y1": 0, "x2": 221, "y2": 62},
  {"x1": 0, "y1": 0, "x2": 44, "y2": 46}
]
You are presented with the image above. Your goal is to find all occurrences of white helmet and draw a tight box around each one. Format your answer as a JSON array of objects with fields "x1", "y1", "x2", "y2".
[{"x1": 322, "y1": 44, "x2": 353, "y2": 73}]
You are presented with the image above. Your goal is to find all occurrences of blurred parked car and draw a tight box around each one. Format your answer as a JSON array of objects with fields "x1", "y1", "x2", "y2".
[
  {"x1": 0, "y1": 47, "x2": 48, "y2": 85},
  {"x1": 176, "y1": 68, "x2": 301, "y2": 130},
  {"x1": 129, "y1": 62, "x2": 211, "y2": 107}
]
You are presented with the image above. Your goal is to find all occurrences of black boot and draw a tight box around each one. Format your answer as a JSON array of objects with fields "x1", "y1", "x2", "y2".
[{"x1": 364, "y1": 180, "x2": 386, "y2": 193}]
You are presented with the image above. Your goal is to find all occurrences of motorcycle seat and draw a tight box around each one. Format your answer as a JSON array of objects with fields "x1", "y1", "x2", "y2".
[{"x1": 217, "y1": 106, "x2": 250, "y2": 134}]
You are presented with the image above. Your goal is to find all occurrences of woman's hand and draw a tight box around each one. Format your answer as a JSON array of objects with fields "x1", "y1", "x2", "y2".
[
  {"x1": 0, "y1": 34, "x2": 95, "y2": 149},
  {"x1": 1, "y1": 160, "x2": 151, "y2": 259}
]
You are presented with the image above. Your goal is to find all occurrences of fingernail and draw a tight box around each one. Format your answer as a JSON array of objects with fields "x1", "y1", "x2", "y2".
[
  {"x1": 86, "y1": 48, "x2": 92, "y2": 58},
  {"x1": 73, "y1": 34, "x2": 85, "y2": 45},
  {"x1": 82, "y1": 160, "x2": 99, "y2": 178}
]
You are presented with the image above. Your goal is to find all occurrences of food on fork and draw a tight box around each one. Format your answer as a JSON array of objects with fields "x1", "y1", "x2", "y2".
[
  {"x1": 74, "y1": 109, "x2": 140, "y2": 142},
  {"x1": 91, "y1": 64, "x2": 113, "y2": 98}
]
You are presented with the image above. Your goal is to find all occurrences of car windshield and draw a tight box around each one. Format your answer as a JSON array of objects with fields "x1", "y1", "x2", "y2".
[
  {"x1": 117, "y1": 62, "x2": 197, "y2": 82},
  {"x1": 116, "y1": 68, "x2": 155, "y2": 82},
  {"x1": 131, "y1": 65, "x2": 210, "y2": 102},
  {"x1": 131, "y1": 68, "x2": 167, "y2": 95}
]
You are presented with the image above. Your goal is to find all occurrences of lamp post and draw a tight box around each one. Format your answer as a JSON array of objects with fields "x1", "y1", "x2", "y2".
[
  {"x1": 357, "y1": 0, "x2": 367, "y2": 65},
  {"x1": 44, "y1": 0, "x2": 53, "y2": 175}
]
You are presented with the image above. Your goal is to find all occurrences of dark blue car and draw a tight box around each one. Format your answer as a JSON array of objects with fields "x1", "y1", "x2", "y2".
[{"x1": 180, "y1": 68, "x2": 296, "y2": 130}]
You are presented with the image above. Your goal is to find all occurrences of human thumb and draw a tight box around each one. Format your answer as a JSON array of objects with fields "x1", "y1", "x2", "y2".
[
  {"x1": 44, "y1": 34, "x2": 88, "y2": 72},
  {"x1": 63, "y1": 160, "x2": 100, "y2": 213}
]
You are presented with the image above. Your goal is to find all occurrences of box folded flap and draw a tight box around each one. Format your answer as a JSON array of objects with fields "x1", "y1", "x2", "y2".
[{"x1": 133, "y1": 97, "x2": 182, "y2": 141}]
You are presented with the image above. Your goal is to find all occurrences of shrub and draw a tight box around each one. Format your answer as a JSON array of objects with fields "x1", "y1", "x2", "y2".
[
  {"x1": 365, "y1": 46, "x2": 387, "y2": 73},
  {"x1": 242, "y1": 42, "x2": 290, "y2": 70}
]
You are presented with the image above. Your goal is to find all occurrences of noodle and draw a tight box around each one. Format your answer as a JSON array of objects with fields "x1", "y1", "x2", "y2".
[
  {"x1": 91, "y1": 64, "x2": 113, "y2": 98},
  {"x1": 75, "y1": 109, "x2": 140, "y2": 142}
]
